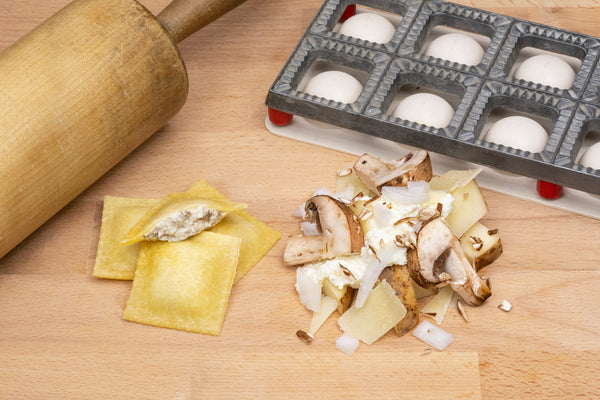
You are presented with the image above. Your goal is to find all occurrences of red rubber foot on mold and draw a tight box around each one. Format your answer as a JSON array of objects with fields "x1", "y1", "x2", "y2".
[
  {"x1": 536, "y1": 180, "x2": 563, "y2": 199},
  {"x1": 339, "y1": 4, "x2": 356, "y2": 22},
  {"x1": 268, "y1": 107, "x2": 293, "y2": 126}
]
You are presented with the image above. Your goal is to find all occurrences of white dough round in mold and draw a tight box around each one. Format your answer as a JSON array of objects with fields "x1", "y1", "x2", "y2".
[
  {"x1": 485, "y1": 116, "x2": 548, "y2": 153},
  {"x1": 392, "y1": 93, "x2": 454, "y2": 128},
  {"x1": 580, "y1": 142, "x2": 600, "y2": 170},
  {"x1": 424, "y1": 33, "x2": 485, "y2": 66},
  {"x1": 338, "y1": 12, "x2": 396, "y2": 44},
  {"x1": 303, "y1": 71, "x2": 363, "y2": 104},
  {"x1": 514, "y1": 54, "x2": 576, "y2": 89}
]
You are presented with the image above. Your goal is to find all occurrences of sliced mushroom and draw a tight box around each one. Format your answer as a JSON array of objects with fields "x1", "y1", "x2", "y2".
[
  {"x1": 407, "y1": 217, "x2": 491, "y2": 306},
  {"x1": 283, "y1": 195, "x2": 363, "y2": 266},
  {"x1": 353, "y1": 150, "x2": 433, "y2": 194},
  {"x1": 379, "y1": 264, "x2": 419, "y2": 336}
]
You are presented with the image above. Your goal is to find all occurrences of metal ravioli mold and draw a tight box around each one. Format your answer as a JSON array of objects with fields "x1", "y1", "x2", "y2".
[{"x1": 265, "y1": 0, "x2": 600, "y2": 195}]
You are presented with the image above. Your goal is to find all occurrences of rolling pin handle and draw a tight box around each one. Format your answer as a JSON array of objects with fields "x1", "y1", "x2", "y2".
[{"x1": 158, "y1": 0, "x2": 248, "y2": 44}]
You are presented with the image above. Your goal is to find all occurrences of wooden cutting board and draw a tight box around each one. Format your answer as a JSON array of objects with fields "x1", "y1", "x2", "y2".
[{"x1": 1, "y1": 0, "x2": 600, "y2": 399}]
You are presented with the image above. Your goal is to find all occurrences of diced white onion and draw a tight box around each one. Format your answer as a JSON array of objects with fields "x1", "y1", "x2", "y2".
[
  {"x1": 353, "y1": 257, "x2": 387, "y2": 309},
  {"x1": 498, "y1": 299, "x2": 512, "y2": 312},
  {"x1": 335, "y1": 184, "x2": 355, "y2": 204},
  {"x1": 295, "y1": 268, "x2": 322, "y2": 312},
  {"x1": 412, "y1": 320, "x2": 454, "y2": 351},
  {"x1": 381, "y1": 181, "x2": 430, "y2": 204},
  {"x1": 300, "y1": 221, "x2": 320, "y2": 236},
  {"x1": 335, "y1": 333, "x2": 360, "y2": 355},
  {"x1": 293, "y1": 204, "x2": 306, "y2": 218}
]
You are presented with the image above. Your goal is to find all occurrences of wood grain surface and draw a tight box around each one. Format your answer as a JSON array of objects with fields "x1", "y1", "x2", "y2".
[{"x1": 1, "y1": 0, "x2": 599, "y2": 399}]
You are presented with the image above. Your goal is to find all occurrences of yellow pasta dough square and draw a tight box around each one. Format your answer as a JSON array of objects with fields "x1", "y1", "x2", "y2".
[
  {"x1": 211, "y1": 212, "x2": 280, "y2": 283},
  {"x1": 187, "y1": 180, "x2": 281, "y2": 283},
  {"x1": 123, "y1": 231, "x2": 241, "y2": 335},
  {"x1": 93, "y1": 196, "x2": 156, "y2": 280}
]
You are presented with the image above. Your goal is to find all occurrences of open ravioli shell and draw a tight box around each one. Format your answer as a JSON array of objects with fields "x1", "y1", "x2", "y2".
[
  {"x1": 121, "y1": 193, "x2": 246, "y2": 245},
  {"x1": 123, "y1": 231, "x2": 241, "y2": 335},
  {"x1": 93, "y1": 196, "x2": 156, "y2": 280}
]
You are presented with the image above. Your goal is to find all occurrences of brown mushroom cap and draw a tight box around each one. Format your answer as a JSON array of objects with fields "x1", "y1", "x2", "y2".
[
  {"x1": 283, "y1": 195, "x2": 364, "y2": 266},
  {"x1": 407, "y1": 216, "x2": 491, "y2": 306},
  {"x1": 353, "y1": 150, "x2": 433, "y2": 194}
]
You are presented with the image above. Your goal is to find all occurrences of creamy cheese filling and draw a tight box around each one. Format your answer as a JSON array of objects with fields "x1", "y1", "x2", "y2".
[
  {"x1": 144, "y1": 206, "x2": 222, "y2": 242},
  {"x1": 299, "y1": 249, "x2": 373, "y2": 290}
]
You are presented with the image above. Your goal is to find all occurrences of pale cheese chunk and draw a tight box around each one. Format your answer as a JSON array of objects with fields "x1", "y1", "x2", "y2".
[
  {"x1": 338, "y1": 280, "x2": 407, "y2": 345},
  {"x1": 322, "y1": 278, "x2": 353, "y2": 314},
  {"x1": 308, "y1": 295, "x2": 338, "y2": 336},
  {"x1": 459, "y1": 221, "x2": 502, "y2": 271},
  {"x1": 335, "y1": 165, "x2": 373, "y2": 198},
  {"x1": 420, "y1": 285, "x2": 455, "y2": 325},
  {"x1": 429, "y1": 168, "x2": 482, "y2": 192},
  {"x1": 445, "y1": 180, "x2": 488, "y2": 237}
]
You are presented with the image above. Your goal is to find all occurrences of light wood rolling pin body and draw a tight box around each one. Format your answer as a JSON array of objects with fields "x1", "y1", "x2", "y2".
[{"x1": 0, "y1": 0, "x2": 246, "y2": 258}]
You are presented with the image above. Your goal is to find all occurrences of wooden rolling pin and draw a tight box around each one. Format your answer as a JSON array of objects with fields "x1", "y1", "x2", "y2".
[{"x1": 0, "y1": 0, "x2": 247, "y2": 258}]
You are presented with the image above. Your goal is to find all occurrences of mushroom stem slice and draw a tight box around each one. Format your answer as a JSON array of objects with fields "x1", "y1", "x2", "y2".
[
  {"x1": 282, "y1": 195, "x2": 364, "y2": 266},
  {"x1": 353, "y1": 154, "x2": 390, "y2": 194},
  {"x1": 282, "y1": 234, "x2": 329, "y2": 267},
  {"x1": 446, "y1": 250, "x2": 492, "y2": 306},
  {"x1": 407, "y1": 217, "x2": 491, "y2": 306},
  {"x1": 353, "y1": 150, "x2": 433, "y2": 194}
]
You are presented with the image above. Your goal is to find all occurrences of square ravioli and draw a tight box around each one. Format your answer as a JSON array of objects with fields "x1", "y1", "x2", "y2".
[
  {"x1": 123, "y1": 231, "x2": 241, "y2": 335},
  {"x1": 93, "y1": 196, "x2": 156, "y2": 280}
]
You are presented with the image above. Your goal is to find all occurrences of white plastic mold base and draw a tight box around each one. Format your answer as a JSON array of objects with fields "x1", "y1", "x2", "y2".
[{"x1": 266, "y1": 115, "x2": 600, "y2": 220}]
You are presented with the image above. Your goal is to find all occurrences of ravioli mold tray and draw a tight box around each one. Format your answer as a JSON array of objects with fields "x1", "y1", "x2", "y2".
[{"x1": 265, "y1": 0, "x2": 600, "y2": 207}]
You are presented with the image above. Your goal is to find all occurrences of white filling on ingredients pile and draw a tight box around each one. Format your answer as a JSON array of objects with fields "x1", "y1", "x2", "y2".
[
  {"x1": 144, "y1": 206, "x2": 222, "y2": 242},
  {"x1": 295, "y1": 182, "x2": 454, "y2": 305}
]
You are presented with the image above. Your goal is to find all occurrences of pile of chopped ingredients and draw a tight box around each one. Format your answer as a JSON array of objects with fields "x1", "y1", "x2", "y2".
[
  {"x1": 283, "y1": 151, "x2": 504, "y2": 354},
  {"x1": 92, "y1": 179, "x2": 280, "y2": 335}
]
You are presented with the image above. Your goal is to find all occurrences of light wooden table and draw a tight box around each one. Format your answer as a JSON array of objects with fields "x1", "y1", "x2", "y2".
[{"x1": 1, "y1": 0, "x2": 599, "y2": 398}]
